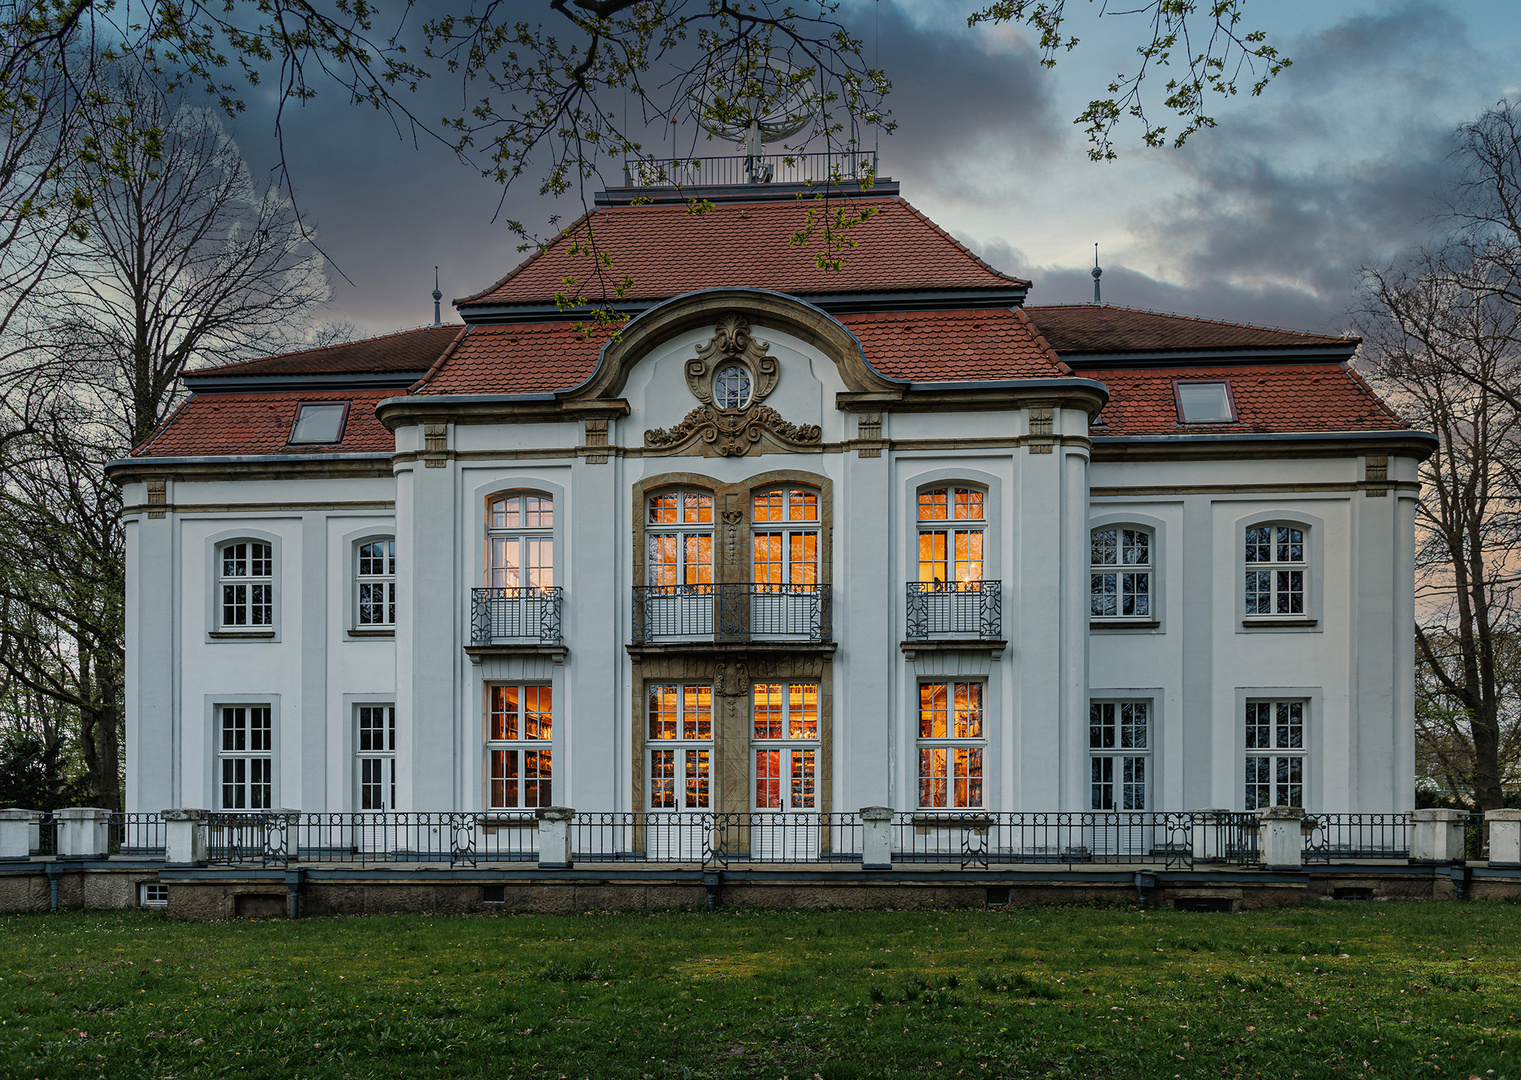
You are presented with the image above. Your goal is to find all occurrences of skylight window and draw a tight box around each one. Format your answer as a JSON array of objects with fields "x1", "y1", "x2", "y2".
[
  {"x1": 1173, "y1": 381, "x2": 1235, "y2": 424},
  {"x1": 288, "y1": 402, "x2": 349, "y2": 445}
]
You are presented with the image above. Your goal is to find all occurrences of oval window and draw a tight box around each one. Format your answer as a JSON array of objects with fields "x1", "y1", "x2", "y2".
[{"x1": 713, "y1": 365, "x2": 752, "y2": 409}]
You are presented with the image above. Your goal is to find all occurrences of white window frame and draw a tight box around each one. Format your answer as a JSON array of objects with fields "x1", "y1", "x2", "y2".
[
  {"x1": 216, "y1": 704, "x2": 274, "y2": 810},
  {"x1": 915, "y1": 485, "x2": 988, "y2": 589},
  {"x1": 1244, "y1": 523, "x2": 1307, "y2": 618},
  {"x1": 916, "y1": 680, "x2": 985, "y2": 809},
  {"x1": 485, "y1": 492, "x2": 555, "y2": 591},
  {"x1": 1088, "y1": 700, "x2": 1151, "y2": 811},
  {"x1": 1244, "y1": 699, "x2": 1307, "y2": 810},
  {"x1": 484, "y1": 684, "x2": 554, "y2": 810},
  {"x1": 646, "y1": 682, "x2": 713, "y2": 812},
  {"x1": 750, "y1": 681, "x2": 820, "y2": 812},
  {"x1": 139, "y1": 882, "x2": 169, "y2": 907},
  {"x1": 751, "y1": 487, "x2": 820, "y2": 587},
  {"x1": 1089, "y1": 526, "x2": 1153, "y2": 623},
  {"x1": 354, "y1": 538, "x2": 396, "y2": 630},
  {"x1": 216, "y1": 541, "x2": 273, "y2": 630},
  {"x1": 355, "y1": 703, "x2": 397, "y2": 811},
  {"x1": 645, "y1": 490, "x2": 715, "y2": 587}
]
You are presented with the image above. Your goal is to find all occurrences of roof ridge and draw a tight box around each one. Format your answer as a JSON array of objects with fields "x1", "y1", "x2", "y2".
[
  {"x1": 1026, "y1": 303, "x2": 1354, "y2": 344},
  {"x1": 186, "y1": 325, "x2": 461, "y2": 376},
  {"x1": 453, "y1": 207, "x2": 613, "y2": 306}
]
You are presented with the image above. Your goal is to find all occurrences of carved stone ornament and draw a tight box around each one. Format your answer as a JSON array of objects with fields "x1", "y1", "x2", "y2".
[
  {"x1": 684, "y1": 313, "x2": 780, "y2": 406},
  {"x1": 645, "y1": 405, "x2": 822, "y2": 457}
]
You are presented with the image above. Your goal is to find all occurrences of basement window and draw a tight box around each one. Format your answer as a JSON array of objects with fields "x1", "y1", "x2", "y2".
[
  {"x1": 288, "y1": 402, "x2": 349, "y2": 445},
  {"x1": 140, "y1": 882, "x2": 168, "y2": 908},
  {"x1": 1173, "y1": 381, "x2": 1235, "y2": 424}
]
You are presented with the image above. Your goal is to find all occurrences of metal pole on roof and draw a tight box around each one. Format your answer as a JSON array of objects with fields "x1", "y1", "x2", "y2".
[
  {"x1": 433, "y1": 267, "x2": 443, "y2": 327},
  {"x1": 1091, "y1": 244, "x2": 1103, "y2": 306}
]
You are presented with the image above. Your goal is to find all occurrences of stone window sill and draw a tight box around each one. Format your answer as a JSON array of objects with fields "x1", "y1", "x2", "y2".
[
  {"x1": 1090, "y1": 619, "x2": 1161, "y2": 631},
  {"x1": 1241, "y1": 618, "x2": 1318, "y2": 629},
  {"x1": 207, "y1": 630, "x2": 276, "y2": 640},
  {"x1": 347, "y1": 628, "x2": 396, "y2": 638}
]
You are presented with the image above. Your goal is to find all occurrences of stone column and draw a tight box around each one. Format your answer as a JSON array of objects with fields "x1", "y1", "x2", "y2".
[
  {"x1": 1189, "y1": 809, "x2": 1232, "y2": 863},
  {"x1": 1485, "y1": 809, "x2": 1521, "y2": 867},
  {"x1": 0, "y1": 809, "x2": 35, "y2": 861},
  {"x1": 56, "y1": 807, "x2": 113, "y2": 860},
  {"x1": 1254, "y1": 806, "x2": 1304, "y2": 869},
  {"x1": 162, "y1": 809, "x2": 209, "y2": 865},
  {"x1": 536, "y1": 806, "x2": 575, "y2": 869},
  {"x1": 860, "y1": 806, "x2": 893, "y2": 870},
  {"x1": 1409, "y1": 808, "x2": 1468, "y2": 863}
]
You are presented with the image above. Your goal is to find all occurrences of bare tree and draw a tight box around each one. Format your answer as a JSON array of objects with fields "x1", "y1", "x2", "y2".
[
  {"x1": 1360, "y1": 247, "x2": 1521, "y2": 810},
  {"x1": 0, "y1": 74, "x2": 333, "y2": 809}
]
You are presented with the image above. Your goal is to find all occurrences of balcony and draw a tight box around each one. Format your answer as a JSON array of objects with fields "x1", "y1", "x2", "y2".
[
  {"x1": 470, "y1": 587, "x2": 563, "y2": 647},
  {"x1": 631, "y1": 583, "x2": 831, "y2": 645},
  {"x1": 621, "y1": 151, "x2": 877, "y2": 189},
  {"x1": 904, "y1": 581, "x2": 1003, "y2": 651}
]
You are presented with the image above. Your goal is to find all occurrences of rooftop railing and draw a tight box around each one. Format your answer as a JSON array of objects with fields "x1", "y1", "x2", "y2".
[{"x1": 621, "y1": 151, "x2": 877, "y2": 189}]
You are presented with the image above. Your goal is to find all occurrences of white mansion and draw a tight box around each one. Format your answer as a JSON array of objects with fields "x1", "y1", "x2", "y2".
[{"x1": 109, "y1": 175, "x2": 1434, "y2": 826}]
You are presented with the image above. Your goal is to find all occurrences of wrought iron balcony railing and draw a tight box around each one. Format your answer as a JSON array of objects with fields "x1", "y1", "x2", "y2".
[
  {"x1": 470, "y1": 587, "x2": 564, "y2": 646},
  {"x1": 622, "y1": 151, "x2": 877, "y2": 189},
  {"x1": 632, "y1": 582, "x2": 831, "y2": 644},
  {"x1": 905, "y1": 580, "x2": 1002, "y2": 640}
]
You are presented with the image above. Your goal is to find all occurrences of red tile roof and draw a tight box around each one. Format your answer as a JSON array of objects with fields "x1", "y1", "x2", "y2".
[
  {"x1": 458, "y1": 197, "x2": 1025, "y2": 307},
  {"x1": 1088, "y1": 365, "x2": 1406, "y2": 436},
  {"x1": 414, "y1": 323, "x2": 612, "y2": 395},
  {"x1": 1027, "y1": 304, "x2": 1353, "y2": 356},
  {"x1": 838, "y1": 308, "x2": 1067, "y2": 381},
  {"x1": 184, "y1": 326, "x2": 464, "y2": 379},
  {"x1": 133, "y1": 389, "x2": 397, "y2": 457}
]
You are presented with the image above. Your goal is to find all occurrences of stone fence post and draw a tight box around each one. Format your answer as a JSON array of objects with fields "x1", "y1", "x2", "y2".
[
  {"x1": 0, "y1": 808, "x2": 35, "y2": 860},
  {"x1": 1190, "y1": 809, "x2": 1232, "y2": 863},
  {"x1": 1409, "y1": 808, "x2": 1468, "y2": 863},
  {"x1": 56, "y1": 807, "x2": 112, "y2": 860},
  {"x1": 1484, "y1": 809, "x2": 1521, "y2": 867},
  {"x1": 1254, "y1": 806, "x2": 1305, "y2": 869},
  {"x1": 860, "y1": 806, "x2": 894, "y2": 871},
  {"x1": 162, "y1": 809, "x2": 209, "y2": 865},
  {"x1": 536, "y1": 806, "x2": 575, "y2": 869}
]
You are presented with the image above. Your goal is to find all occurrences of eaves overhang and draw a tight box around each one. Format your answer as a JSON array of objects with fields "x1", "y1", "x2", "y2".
[
  {"x1": 1090, "y1": 428, "x2": 1438, "y2": 462},
  {"x1": 105, "y1": 452, "x2": 394, "y2": 484},
  {"x1": 837, "y1": 377, "x2": 1108, "y2": 416}
]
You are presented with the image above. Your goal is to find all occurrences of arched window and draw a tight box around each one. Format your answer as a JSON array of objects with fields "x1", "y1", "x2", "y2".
[
  {"x1": 916, "y1": 486, "x2": 985, "y2": 588},
  {"x1": 486, "y1": 493, "x2": 553, "y2": 590},
  {"x1": 1244, "y1": 524, "x2": 1305, "y2": 616},
  {"x1": 355, "y1": 539, "x2": 395, "y2": 627},
  {"x1": 1090, "y1": 527, "x2": 1152, "y2": 620},
  {"x1": 752, "y1": 486, "x2": 818, "y2": 587},
  {"x1": 218, "y1": 541, "x2": 273, "y2": 629},
  {"x1": 646, "y1": 490, "x2": 713, "y2": 586}
]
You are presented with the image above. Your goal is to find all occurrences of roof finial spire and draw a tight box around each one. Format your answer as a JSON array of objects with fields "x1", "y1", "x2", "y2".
[
  {"x1": 1091, "y1": 244, "x2": 1103, "y2": 306},
  {"x1": 432, "y1": 267, "x2": 443, "y2": 328}
]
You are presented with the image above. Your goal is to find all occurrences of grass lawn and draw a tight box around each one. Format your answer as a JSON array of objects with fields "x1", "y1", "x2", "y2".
[{"x1": 1, "y1": 902, "x2": 1519, "y2": 1079}]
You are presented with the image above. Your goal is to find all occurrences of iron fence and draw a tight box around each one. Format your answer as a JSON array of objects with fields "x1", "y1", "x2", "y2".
[
  {"x1": 891, "y1": 812, "x2": 1194, "y2": 869},
  {"x1": 109, "y1": 813, "x2": 166, "y2": 856},
  {"x1": 34, "y1": 812, "x2": 56, "y2": 856},
  {"x1": 207, "y1": 812, "x2": 294, "y2": 867},
  {"x1": 571, "y1": 812, "x2": 863, "y2": 865},
  {"x1": 632, "y1": 583, "x2": 830, "y2": 643},
  {"x1": 622, "y1": 152, "x2": 878, "y2": 189},
  {"x1": 905, "y1": 581, "x2": 1002, "y2": 639},
  {"x1": 1191, "y1": 811, "x2": 1260, "y2": 866},
  {"x1": 470, "y1": 587, "x2": 563, "y2": 646},
  {"x1": 1465, "y1": 813, "x2": 1488, "y2": 862},
  {"x1": 1302, "y1": 813, "x2": 1410, "y2": 861}
]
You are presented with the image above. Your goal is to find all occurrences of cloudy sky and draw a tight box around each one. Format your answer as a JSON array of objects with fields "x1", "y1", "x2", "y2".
[{"x1": 227, "y1": 0, "x2": 1521, "y2": 340}]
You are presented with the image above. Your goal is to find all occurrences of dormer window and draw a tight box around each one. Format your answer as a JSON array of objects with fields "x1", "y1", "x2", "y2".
[
  {"x1": 1173, "y1": 381, "x2": 1234, "y2": 424},
  {"x1": 288, "y1": 402, "x2": 349, "y2": 445}
]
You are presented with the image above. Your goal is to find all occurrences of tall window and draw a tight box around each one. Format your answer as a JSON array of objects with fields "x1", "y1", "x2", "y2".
[
  {"x1": 1089, "y1": 702, "x2": 1149, "y2": 810},
  {"x1": 917, "y1": 681, "x2": 984, "y2": 809},
  {"x1": 1090, "y1": 528, "x2": 1151, "y2": 620},
  {"x1": 1245, "y1": 525, "x2": 1305, "y2": 617},
  {"x1": 917, "y1": 487, "x2": 985, "y2": 588},
  {"x1": 219, "y1": 706, "x2": 272, "y2": 809},
  {"x1": 219, "y1": 542, "x2": 272, "y2": 628},
  {"x1": 647, "y1": 683, "x2": 712, "y2": 811},
  {"x1": 646, "y1": 491, "x2": 713, "y2": 587},
  {"x1": 487, "y1": 494, "x2": 554, "y2": 590},
  {"x1": 752, "y1": 683, "x2": 818, "y2": 812},
  {"x1": 356, "y1": 705, "x2": 396, "y2": 810},
  {"x1": 1245, "y1": 701, "x2": 1305, "y2": 809},
  {"x1": 356, "y1": 540, "x2": 396, "y2": 627},
  {"x1": 486, "y1": 685, "x2": 552, "y2": 809},
  {"x1": 752, "y1": 488, "x2": 819, "y2": 587}
]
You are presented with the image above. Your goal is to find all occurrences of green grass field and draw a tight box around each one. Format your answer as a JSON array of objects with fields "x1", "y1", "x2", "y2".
[{"x1": 2, "y1": 902, "x2": 1518, "y2": 1079}]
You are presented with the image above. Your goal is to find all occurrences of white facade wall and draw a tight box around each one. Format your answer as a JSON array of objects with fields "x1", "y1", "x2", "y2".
[{"x1": 120, "y1": 315, "x2": 1420, "y2": 816}]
